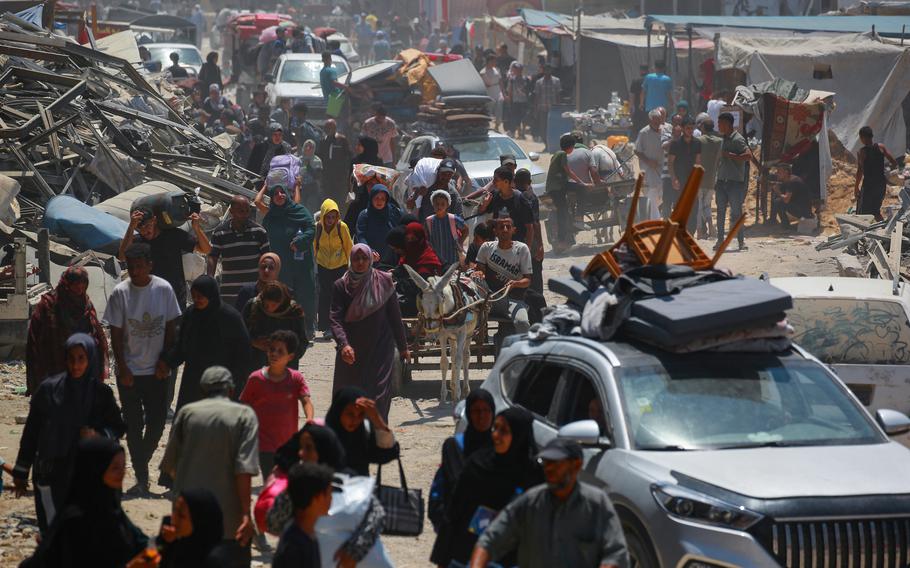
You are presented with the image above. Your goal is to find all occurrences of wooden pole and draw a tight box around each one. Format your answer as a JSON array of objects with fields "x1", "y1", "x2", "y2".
[{"x1": 687, "y1": 25, "x2": 693, "y2": 113}]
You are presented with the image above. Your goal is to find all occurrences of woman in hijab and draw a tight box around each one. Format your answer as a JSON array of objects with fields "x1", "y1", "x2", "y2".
[
  {"x1": 163, "y1": 275, "x2": 252, "y2": 406},
  {"x1": 242, "y1": 281, "x2": 306, "y2": 371},
  {"x1": 330, "y1": 245, "x2": 408, "y2": 420},
  {"x1": 316, "y1": 199, "x2": 353, "y2": 339},
  {"x1": 26, "y1": 266, "x2": 107, "y2": 395},
  {"x1": 263, "y1": 424, "x2": 387, "y2": 565},
  {"x1": 299, "y1": 139, "x2": 323, "y2": 211},
  {"x1": 429, "y1": 389, "x2": 495, "y2": 565},
  {"x1": 158, "y1": 488, "x2": 243, "y2": 568},
  {"x1": 197, "y1": 51, "x2": 223, "y2": 93},
  {"x1": 355, "y1": 184, "x2": 402, "y2": 266},
  {"x1": 13, "y1": 334, "x2": 125, "y2": 533},
  {"x1": 324, "y1": 386, "x2": 400, "y2": 476},
  {"x1": 440, "y1": 407, "x2": 543, "y2": 566},
  {"x1": 353, "y1": 136, "x2": 383, "y2": 166},
  {"x1": 401, "y1": 221, "x2": 442, "y2": 277},
  {"x1": 234, "y1": 252, "x2": 281, "y2": 312},
  {"x1": 22, "y1": 438, "x2": 151, "y2": 567},
  {"x1": 254, "y1": 181, "x2": 317, "y2": 341}
]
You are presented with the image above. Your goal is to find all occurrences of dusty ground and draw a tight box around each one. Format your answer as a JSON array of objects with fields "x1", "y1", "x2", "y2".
[{"x1": 0, "y1": 137, "x2": 845, "y2": 567}]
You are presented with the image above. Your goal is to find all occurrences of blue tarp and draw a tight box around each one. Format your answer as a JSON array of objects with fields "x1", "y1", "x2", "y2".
[
  {"x1": 44, "y1": 196, "x2": 128, "y2": 254},
  {"x1": 646, "y1": 15, "x2": 910, "y2": 37}
]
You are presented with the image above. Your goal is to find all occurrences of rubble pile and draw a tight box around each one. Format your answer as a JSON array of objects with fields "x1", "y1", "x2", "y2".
[{"x1": 0, "y1": 13, "x2": 258, "y2": 232}]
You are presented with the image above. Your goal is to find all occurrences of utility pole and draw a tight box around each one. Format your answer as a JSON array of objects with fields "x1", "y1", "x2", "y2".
[{"x1": 575, "y1": 1, "x2": 582, "y2": 110}]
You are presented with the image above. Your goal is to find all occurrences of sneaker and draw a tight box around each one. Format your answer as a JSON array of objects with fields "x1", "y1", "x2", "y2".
[
  {"x1": 322, "y1": 329, "x2": 334, "y2": 340},
  {"x1": 712, "y1": 241, "x2": 722, "y2": 251},
  {"x1": 738, "y1": 242, "x2": 749, "y2": 251}
]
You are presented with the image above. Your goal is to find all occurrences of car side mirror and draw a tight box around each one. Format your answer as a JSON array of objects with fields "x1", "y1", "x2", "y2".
[
  {"x1": 876, "y1": 409, "x2": 910, "y2": 436},
  {"x1": 558, "y1": 420, "x2": 611, "y2": 448},
  {"x1": 453, "y1": 399, "x2": 466, "y2": 422},
  {"x1": 528, "y1": 151, "x2": 540, "y2": 162},
  {"x1": 265, "y1": 73, "x2": 274, "y2": 83}
]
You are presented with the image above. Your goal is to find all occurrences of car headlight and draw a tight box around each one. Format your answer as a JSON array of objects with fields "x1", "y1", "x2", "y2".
[
  {"x1": 531, "y1": 172, "x2": 547, "y2": 185},
  {"x1": 651, "y1": 484, "x2": 763, "y2": 530}
]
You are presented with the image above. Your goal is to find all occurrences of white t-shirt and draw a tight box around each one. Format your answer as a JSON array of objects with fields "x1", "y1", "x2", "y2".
[
  {"x1": 476, "y1": 240, "x2": 532, "y2": 299},
  {"x1": 480, "y1": 66, "x2": 502, "y2": 100},
  {"x1": 103, "y1": 275, "x2": 182, "y2": 375}
]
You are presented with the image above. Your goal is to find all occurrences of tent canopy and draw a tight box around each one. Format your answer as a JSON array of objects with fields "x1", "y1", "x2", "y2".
[
  {"x1": 646, "y1": 14, "x2": 910, "y2": 37},
  {"x1": 717, "y1": 32, "x2": 910, "y2": 154}
]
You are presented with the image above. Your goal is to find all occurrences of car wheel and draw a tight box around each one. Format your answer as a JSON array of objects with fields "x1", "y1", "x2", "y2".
[{"x1": 623, "y1": 519, "x2": 659, "y2": 568}]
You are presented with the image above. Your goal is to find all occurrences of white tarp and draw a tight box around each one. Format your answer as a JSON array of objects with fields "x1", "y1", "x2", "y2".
[{"x1": 716, "y1": 32, "x2": 910, "y2": 154}]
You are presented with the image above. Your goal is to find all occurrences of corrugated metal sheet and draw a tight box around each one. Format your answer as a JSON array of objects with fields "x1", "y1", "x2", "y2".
[{"x1": 646, "y1": 14, "x2": 910, "y2": 37}]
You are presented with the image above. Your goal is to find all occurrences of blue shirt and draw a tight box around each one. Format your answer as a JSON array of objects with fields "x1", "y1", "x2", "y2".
[
  {"x1": 426, "y1": 213, "x2": 466, "y2": 266},
  {"x1": 643, "y1": 72, "x2": 673, "y2": 112},
  {"x1": 320, "y1": 65, "x2": 339, "y2": 101}
]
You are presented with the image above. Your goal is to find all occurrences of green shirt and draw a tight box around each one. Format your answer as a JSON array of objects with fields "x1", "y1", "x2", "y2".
[
  {"x1": 546, "y1": 151, "x2": 569, "y2": 193},
  {"x1": 697, "y1": 132, "x2": 724, "y2": 189},
  {"x1": 478, "y1": 482, "x2": 629, "y2": 568},
  {"x1": 717, "y1": 130, "x2": 749, "y2": 183}
]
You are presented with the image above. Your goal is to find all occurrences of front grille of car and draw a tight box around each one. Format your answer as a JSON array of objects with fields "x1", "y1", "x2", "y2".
[{"x1": 760, "y1": 517, "x2": 910, "y2": 567}]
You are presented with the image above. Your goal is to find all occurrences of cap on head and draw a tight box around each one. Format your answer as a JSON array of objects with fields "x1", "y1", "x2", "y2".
[
  {"x1": 200, "y1": 366, "x2": 234, "y2": 394},
  {"x1": 437, "y1": 159, "x2": 456, "y2": 174},
  {"x1": 537, "y1": 438, "x2": 583, "y2": 462},
  {"x1": 499, "y1": 154, "x2": 517, "y2": 167},
  {"x1": 270, "y1": 122, "x2": 283, "y2": 133}
]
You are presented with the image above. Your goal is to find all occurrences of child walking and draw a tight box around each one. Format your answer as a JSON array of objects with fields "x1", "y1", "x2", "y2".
[
  {"x1": 425, "y1": 190, "x2": 466, "y2": 267},
  {"x1": 240, "y1": 330, "x2": 314, "y2": 480},
  {"x1": 315, "y1": 199, "x2": 353, "y2": 340}
]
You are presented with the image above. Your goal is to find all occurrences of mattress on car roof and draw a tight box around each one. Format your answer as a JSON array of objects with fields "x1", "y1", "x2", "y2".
[{"x1": 629, "y1": 277, "x2": 793, "y2": 338}]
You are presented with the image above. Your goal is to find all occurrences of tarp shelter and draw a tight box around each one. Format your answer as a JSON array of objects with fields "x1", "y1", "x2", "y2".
[
  {"x1": 646, "y1": 14, "x2": 910, "y2": 37},
  {"x1": 578, "y1": 30, "x2": 713, "y2": 108},
  {"x1": 716, "y1": 32, "x2": 910, "y2": 154}
]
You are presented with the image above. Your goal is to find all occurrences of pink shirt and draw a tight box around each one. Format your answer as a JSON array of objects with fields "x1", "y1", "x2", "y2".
[{"x1": 240, "y1": 368, "x2": 310, "y2": 452}]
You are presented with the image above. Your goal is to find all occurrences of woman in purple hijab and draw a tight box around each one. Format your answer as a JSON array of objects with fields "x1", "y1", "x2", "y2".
[{"x1": 329, "y1": 244, "x2": 409, "y2": 420}]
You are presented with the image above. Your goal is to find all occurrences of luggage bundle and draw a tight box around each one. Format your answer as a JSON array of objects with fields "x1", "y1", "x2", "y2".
[
  {"x1": 548, "y1": 167, "x2": 795, "y2": 353},
  {"x1": 415, "y1": 59, "x2": 493, "y2": 138}
]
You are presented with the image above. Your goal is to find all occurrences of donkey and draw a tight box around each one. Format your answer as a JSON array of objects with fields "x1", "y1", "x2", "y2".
[{"x1": 403, "y1": 263, "x2": 483, "y2": 403}]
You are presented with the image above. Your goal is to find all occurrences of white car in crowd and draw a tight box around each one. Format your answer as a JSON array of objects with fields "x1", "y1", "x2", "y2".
[
  {"x1": 144, "y1": 43, "x2": 204, "y2": 77},
  {"x1": 265, "y1": 53, "x2": 350, "y2": 108}
]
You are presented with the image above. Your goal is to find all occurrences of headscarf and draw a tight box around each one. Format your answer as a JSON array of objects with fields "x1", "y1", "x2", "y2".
[
  {"x1": 401, "y1": 222, "x2": 442, "y2": 274},
  {"x1": 325, "y1": 386, "x2": 373, "y2": 474},
  {"x1": 27, "y1": 266, "x2": 107, "y2": 392},
  {"x1": 61, "y1": 333, "x2": 101, "y2": 439},
  {"x1": 509, "y1": 61, "x2": 523, "y2": 77},
  {"x1": 250, "y1": 281, "x2": 305, "y2": 322},
  {"x1": 264, "y1": 184, "x2": 312, "y2": 225},
  {"x1": 167, "y1": 489, "x2": 225, "y2": 565},
  {"x1": 341, "y1": 244, "x2": 395, "y2": 322},
  {"x1": 409, "y1": 157, "x2": 442, "y2": 189},
  {"x1": 353, "y1": 136, "x2": 382, "y2": 166},
  {"x1": 274, "y1": 423, "x2": 347, "y2": 473},
  {"x1": 65, "y1": 437, "x2": 124, "y2": 515},
  {"x1": 189, "y1": 274, "x2": 222, "y2": 313},
  {"x1": 471, "y1": 407, "x2": 537, "y2": 477},
  {"x1": 358, "y1": 184, "x2": 400, "y2": 259},
  {"x1": 463, "y1": 389, "x2": 495, "y2": 457},
  {"x1": 300, "y1": 139, "x2": 323, "y2": 178},
  {"x1": 257, "y1": 253, "x2": 282, "y2": 289}
]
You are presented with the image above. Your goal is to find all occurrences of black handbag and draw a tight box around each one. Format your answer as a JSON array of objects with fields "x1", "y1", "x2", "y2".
[{"x1": 375, "y1": 456, "x2": 424, "y2": 536}]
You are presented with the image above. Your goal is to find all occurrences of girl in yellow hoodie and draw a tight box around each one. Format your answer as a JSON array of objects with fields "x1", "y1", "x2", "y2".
[{"x1": 315, "y1": 199, "x2": 353, "y2": 339}]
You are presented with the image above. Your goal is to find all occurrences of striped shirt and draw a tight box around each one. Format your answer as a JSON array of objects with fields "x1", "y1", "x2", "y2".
[
  {"x1": 426, "y1": 213, "x2": 465, "y2": 267},
  {"x1": 209, "y1": 218, "x2": 269, "y2": 303}
]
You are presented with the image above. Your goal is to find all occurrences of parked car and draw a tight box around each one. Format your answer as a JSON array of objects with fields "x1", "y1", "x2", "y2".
[
  {"x1": 458, "y1": 334, "x2": 910, "y2": 567},
  {"x1": 144, "y1": 43, "x2": 204, "y2": 77},
  {"x1": 774, "y1": 276, "x2": 910, "y2": 446},
  {"x1": 326, "y1": 33, "x2": 360, "y2": 67},
  {"x1": 265, "y1": 53, "x2": 349, "y2": 108},
  {"x1": 395, "y1": 131, "x2": 546, "y2": 197}
]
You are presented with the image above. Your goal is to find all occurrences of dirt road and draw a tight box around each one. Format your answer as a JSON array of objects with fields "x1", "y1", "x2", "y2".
[{"x1": 0, "y1": 138, "x2": 843, "y2": 567}]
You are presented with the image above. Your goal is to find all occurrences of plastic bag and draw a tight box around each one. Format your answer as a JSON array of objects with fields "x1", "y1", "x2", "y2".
[{"x1": 316, "y1": 474, "x2": 393, "y2": 568}]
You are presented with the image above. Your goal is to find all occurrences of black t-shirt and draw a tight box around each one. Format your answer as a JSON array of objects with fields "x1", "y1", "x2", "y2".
[
  {"x1": 669, "y1": 137, "x2": 702, "y2": 183},
  {"x1": 488, "y1": 191, "x2": 534, "y2": 243},
  {"x1": 273, "y1": 524, "x2": 321, "y2": 568},
  {"x1": 138, "y1": 227, "x2": 196, "y2": 307}
]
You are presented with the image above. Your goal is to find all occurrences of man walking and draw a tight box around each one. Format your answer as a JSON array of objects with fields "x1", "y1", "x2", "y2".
[
  {"x1": 668, "y1": 116, "x2": 702, "y2": 230},
  {"x1": 855, "y1": 125, "x2": 898, "y2": 221},
  {"x1": 207, "y1": 196, "x2": 270, "y2": 306},
  {"x1": 470, "y1": 438, "x2": 629, "y2": 568},
  {"x1": 480, "y1": 55, "x2": 504, "y2": 131},
  {"x1": 634, "y1": 110, "x2": 669, "y2": 220},
  {"x1": 316, "y1": 119, "x2": 353, "y2": 206},
  {"x1": 715, "y1": 112, "x2": 751, "y2": 251},
  {"x1": 104, "y1": 243, "x2": 182, "y2": 495},
  {"x1": 473, "y1": 215, "x2": 533, "y2": 335},
  {"x1": 642, "y1": 59, "x2": 673, "y2": 112},
  {"x1": 361, "y1": 103, "x2": 398, "y2": 168},
  {"x1": 696, "y1": 118, "x2": 723, "y2": 239},
  {"x1": 533, "y1": 65, "x2": 561, "y2": 147},
  {"x1": 160, "y1": 366, "x2": 260, "y2": 567}
]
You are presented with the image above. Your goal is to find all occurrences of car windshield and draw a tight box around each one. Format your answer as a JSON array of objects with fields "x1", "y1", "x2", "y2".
[
  {"x1": 450, "y1": 137, "x2": 528, "y2": 162},
  {"x1": 618, "y1": 352, "x2": 882, "y2": 450},
  {"x1": 279, "y1": 60, "x2": 347, "y2": 83},
  {"x1": 787, "y1": 298, "x2": 910, "y2": 365},
  {"x1": 147, "y1": 47, "x2": 203, "y2": 66}
]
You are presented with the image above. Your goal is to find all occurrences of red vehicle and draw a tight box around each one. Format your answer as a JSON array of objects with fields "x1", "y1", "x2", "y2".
[{"x1": 223, "y1": 13, "x2": 296, "y2": 82}]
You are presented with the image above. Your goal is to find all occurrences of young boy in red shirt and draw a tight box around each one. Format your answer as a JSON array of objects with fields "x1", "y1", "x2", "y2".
[{"x1": 240, "y1": 330, "x2": 314, "y2": 480}]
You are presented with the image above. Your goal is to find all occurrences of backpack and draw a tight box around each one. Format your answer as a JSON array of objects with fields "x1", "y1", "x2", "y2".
[{"x1": 267, "y1": 154, "x2": 301, "y2": 189}]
